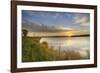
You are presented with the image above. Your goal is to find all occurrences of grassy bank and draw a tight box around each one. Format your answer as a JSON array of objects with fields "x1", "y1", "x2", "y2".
[{"x1": 22, "y1": 37, "x2": 82, "y2": 62}]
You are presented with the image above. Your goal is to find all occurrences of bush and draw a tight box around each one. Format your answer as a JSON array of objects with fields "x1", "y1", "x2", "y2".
[{"x1": 22, "y1": 37, "x2": 82, "y2": 62}]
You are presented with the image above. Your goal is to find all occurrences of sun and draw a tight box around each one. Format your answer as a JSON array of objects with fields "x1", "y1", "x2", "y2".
[
  {"x1": 64, "y1": 31, "x2": 74, "y2": 37},
  {"x1": 66, "y1": 32, "x2": 73, "y2": 37},
  {"x1": 67, "y1": 33, "x2": 73, "y2": 37}
]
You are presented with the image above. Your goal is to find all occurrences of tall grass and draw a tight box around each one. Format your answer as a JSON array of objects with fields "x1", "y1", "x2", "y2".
[{"x1": 22, "y1": 37, "x2": 82, "y2": 62}]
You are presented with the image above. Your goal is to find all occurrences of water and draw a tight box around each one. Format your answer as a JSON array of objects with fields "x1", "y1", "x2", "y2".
[{"x1": 40, "y1": 37, "x2": 90, "y2": 58}]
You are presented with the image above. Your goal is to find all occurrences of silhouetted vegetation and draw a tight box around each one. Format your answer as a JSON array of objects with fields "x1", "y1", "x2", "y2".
[
  {"x1": 22, "y1": 37, "x2": 88, "y2": 62},
  {"x1": 22, "y1": 29, "x2": 28, "y2": 37}
]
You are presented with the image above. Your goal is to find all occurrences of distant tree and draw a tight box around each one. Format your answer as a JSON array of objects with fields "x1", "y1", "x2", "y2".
[{"x1": 22, "y1": 29, "x2": 28, "y2": 37}]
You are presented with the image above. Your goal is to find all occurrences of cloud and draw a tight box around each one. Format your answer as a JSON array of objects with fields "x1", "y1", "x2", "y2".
[
  {"x1": 74, "y1": 14, "x2": 90, "y2": 26},
  {"x1": 80, "y1": 22, "x2": 89, "y2": 26}
]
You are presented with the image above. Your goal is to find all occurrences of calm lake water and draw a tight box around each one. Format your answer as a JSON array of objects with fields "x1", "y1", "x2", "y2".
[{"x1": 40, "y1": 37, "x2": 90, "y2": 58}]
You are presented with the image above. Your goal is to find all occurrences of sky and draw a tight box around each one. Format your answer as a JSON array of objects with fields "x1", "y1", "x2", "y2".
[{"x1": 22, "y1": 10, "x2": 90, "y2": 34}]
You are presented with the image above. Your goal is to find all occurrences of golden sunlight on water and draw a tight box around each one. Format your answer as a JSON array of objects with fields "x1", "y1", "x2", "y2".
[
  {"x1": 40, "y1": 37, "x2": 90, "y2": 59},
  {"x1": 65, "y1": 39, "x2": 75, "y2": 46},
  {"x1": 64, "y1": 37, "x2": 89, "y2": 47}
]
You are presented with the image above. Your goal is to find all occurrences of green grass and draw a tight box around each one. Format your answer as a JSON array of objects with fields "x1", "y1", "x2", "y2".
[{"x1": 22, "y1": 37, "x2": 83, "y2": 62}]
